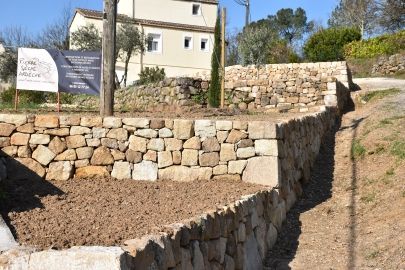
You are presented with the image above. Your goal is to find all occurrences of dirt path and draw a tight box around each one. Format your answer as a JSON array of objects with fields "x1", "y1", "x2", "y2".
[{"x1": 264, "y1": 86, "x2": 405, "y2": 269}]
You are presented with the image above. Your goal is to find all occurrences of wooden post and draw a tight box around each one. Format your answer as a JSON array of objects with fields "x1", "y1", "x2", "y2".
[
  {"x1": 220, "y1": 8, "x2": 226, "y2": 108},
  {"x1": 100, "y1": 0, "x2": 117, "y2": 116},
  {"x1": 140, "y1": 24, "x2": 144, "y2": 73},
  {"x1": 14, "y1": 88, "x2": 19, "y2": 111}
]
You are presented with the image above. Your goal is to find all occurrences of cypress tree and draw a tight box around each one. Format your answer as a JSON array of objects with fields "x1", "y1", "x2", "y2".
[{"x1": 208, "y1": 11, "x2": 221, "y2": 108}]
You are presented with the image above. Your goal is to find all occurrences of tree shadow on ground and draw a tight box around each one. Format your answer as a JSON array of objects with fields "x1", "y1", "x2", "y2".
[{"x1": 0, "y1": 151, "x2": 63, "y2": 239}]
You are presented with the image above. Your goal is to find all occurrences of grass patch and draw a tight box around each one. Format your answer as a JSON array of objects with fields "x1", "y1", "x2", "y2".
[
  {"x1": 361, "y1": 192, "x2": 376, "y2": 203},
  {"x1": 361, "y1": 88, "x2": 401, "y2": 102},
  {"x1": 365, "y1": 249, "x2": 381, "y2": 260},
  {"x1": 379, "y1": 118, "x2": 393, "y2": 125},
  {"x1": 375, "y1": 144, "x2": 386, "y2": 154},
  {"x1": 390, "y1": 141, "x2": 405, "y2": 159},
  {"x1": 385, "y1": 168, "x2": 395, "y2": 176},
  {"x1": 351, "y1": 139, "x2": 366, "y2": 160}
]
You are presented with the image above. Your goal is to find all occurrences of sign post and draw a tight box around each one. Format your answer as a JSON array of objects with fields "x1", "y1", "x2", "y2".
[{"x1": 14, "y1": 89, "x2": 19, "y2": 111}]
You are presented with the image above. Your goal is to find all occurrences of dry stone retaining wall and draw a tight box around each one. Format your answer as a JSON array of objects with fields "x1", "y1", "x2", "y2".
[{"x1": 371, "y1": 53, "x2": 405, "y2": 75}]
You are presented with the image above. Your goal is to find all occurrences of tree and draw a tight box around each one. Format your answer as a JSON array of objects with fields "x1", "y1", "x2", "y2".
[
  {"x1": 116, "y1": 24, "x2": 146, "y2": 87},
  {"x1": 328, "y1": 0, "x2": 378, "y2": 38},
  {"x1": 208, "y1": 12, "x2": 221, "y2": 108},
  {"x1": 304, "y1": 27, "x2": 361, "y2": 62},
  {"x1": 38, "y1": 3, "x2": 73, "y2": 50},
  {"x1": 226, "y1": 28, "x2": 239, "y2": 66},
  {"x1": 238, "y1": 24, "x2": 274, "y2": 66},
  {"x1": 70, "y1": 23, "x2": 102, "y2": 51},
  {"x1": 269, "y1": 8, "x2": 314, "y2": 45},
  {"x1": 268, "y1": 39, "x2": 301, "y2": 64},
  {"x1": 378, "y1": 0, "x2": 405, "y2": 33}
]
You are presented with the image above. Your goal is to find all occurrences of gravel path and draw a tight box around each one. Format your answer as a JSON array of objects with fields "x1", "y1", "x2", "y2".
[{"x1": 353, "y1": 77, "x2": 405, "y2": 91}]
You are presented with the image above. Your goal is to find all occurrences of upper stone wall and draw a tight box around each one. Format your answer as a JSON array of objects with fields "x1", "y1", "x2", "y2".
[{"x1": 372, "y1": 53, "x2": 405, "y2": 75}]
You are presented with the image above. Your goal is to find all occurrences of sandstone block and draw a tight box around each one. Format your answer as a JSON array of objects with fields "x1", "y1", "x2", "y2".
[
  {"x1": 111, "y1": 149, "x2": 125, "y2": 161},
  {"x1": 0, "y1": 137, "x2": 10, "y2": 148},
  {"x1": 255, "y1": 139, "x2": 279, "y2": 156},
  {"x1": 150, "y1": 119, "x2": 165, "y2": 129},
  {"x1": 217, "y1": 131, "x2": 229, "y2": 143},
  {"x1": 213, "y1": 165, "x2": 228, "y2": 175},
  {"x1": 70, "y1": 126, "x2": 91, "y2": 135},
  {"x1": 172, "y1": 151, "x2": 182, "y2": 165},
  {"x1": 135, "y1": 129, "x2": 158, "y2": 138},
  {"x1": 66, "y1": 135, "x2": 86, "y2": 149},
  {"x1": 242, "y1": 156, "x2": 280, "y2": 186},
  {"x1": 195, "y1": 120, "x2": 216, "y2": 137},
  {"x1": 32, "y1": 145, "x2": 56, "y2": 166},
  {"x1": 75, "y1": 166, "x2": 109, "y2": 178},
  {"x1": 101, "y1": 138, "x2": 119, "y2": 149},
  {"x1": 132, "y1": 161, "x2": 158, "y2": 181},
  {"x1": 248, "y1": 122, "x2": 281, "y2": 139},
  {"x1": 226, "y1": 129, "x2": 248, "y2": 144},
  {"x1": 46, "y1": 161, "x2": 73, "y2": 181},
  {"x1": 236, "y1": 147, "x2": 255, "y2": 159},
  {"x1": 181, "y1": 149, "x2": 198, "y2": 166},
  {"x1": 8, "y1": 158, "x2": 45, "y2": 179},
  {"x1": 111, "y1": 161, "x2": 131, "y2": 180},
  {"x1": 75, "y1": 159, "x2": 90, "y2": 168},
  {"x1": 220, "y1": 144, "x2": 236, "y2": 162},
  {"x1": 17, "y1": 145, "x2": 32, "y2": 158},
  {"x1": 202, "y1": 137, "x2": 220, "y2": 152},
  {"x1": 44, "y1": 128, "x2": 70, "y2": 136},
  {"x1": 199, "y1": 152, "x2": 219, "y2": 167},
  {"x1": 122, "y1": 118, "x2": 149, "y2": 128},
  {"x1": 2, "y1": 146, "x2": 17, "y2": 156},
  {"x1": 238, "y1": 139, "x2": 254, "y2": 148},
  {"x1": 228, "y1": 160, "x2": 247, "y2": 174},
  {"x1": 233, "y1": 121, "x2": 248, "y2": 130},
  {"x1": 107, "y1": 128, "x2": 128, "y2": 141},
  {"x1": 103, "y1": 117, "x2": 122, "y2": 128},
  {"x1": 16, "y1": 123, "x2": 34, "y2": 133},
  {"x1": 55, "y1": 149, "x2": 77, "y2": 161},
  {"x1": 165, "y1": 138, "x2": 183, "y2": 151},
  {"x1": 144, "y1": 150, "x2": 157, "y2": 162},
  {"x1": 158, "y1": 151, "x2": 173, "y2": 168},
  {"x1": 76, "y1": 147, "x2": 94, "y2": 160},
  {"x1": 86, "y1": 138, "x2": 101, "y2": 147},
  {"x1": 216, "y1": 120, "x2": 233, "y2": 131},
  {"x1": 148, "y1": 138, "x2": 165, "y2": 151},
  {"x1": 29, "y1": 134, "x2": 50, "y2": 145},
  {"x1": 0, "y1": 114, "x2": 27, "y2": 126},
  {"x1": 129, "y1": 136, "x2": 147, "y2": 153},
  {"x1": 173, "y1": 120, "x2": 194, "y2": 139},
  {"x1": 59, "y1": 115, "x2": 81, "y2": 126},
  {"x1": 49, "y1": 137, "x2": 66, "y2": 155},
  {"x1": 183, "y1": 137, "x2": 201, "y2": 150},
  {"x1": 0, "y1": 123, "x2": 15, "y2": 136},
  {"x1": 80, "y1": 117, "x2": 102, "y2": 127},
  {"x1": 91, "y1": 146, "x2": 114, "y2": 165},
  {"x1": 126, "y1": 149, "x2": 143, "y2": 163},
  {"x1": 10, "y1": 133, "x2": 30, "y2": 145},
  {"x1": 92, "y1": 127, "x2": 107, "y2": 138},
  {"x1": 34, "y1": 115, "x2": 58, "y2": 128},
  {"x1": 159, "y1": 128, "x2": 173, "y2": 138}
]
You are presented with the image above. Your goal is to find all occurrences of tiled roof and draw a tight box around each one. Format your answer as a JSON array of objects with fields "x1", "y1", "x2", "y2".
[{"x1": 75, "y1": 8, "x2": 215, "y2": 33}]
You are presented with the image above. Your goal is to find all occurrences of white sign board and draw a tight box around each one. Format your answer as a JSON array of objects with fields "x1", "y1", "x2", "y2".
[{"x1": 16, "y1": 48, "x2": 58, "y2": 92}]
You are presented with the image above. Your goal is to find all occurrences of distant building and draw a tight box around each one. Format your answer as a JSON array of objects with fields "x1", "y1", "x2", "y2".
[{"x1": 69, "y1": 0, "x2": 218, "y2": 84}]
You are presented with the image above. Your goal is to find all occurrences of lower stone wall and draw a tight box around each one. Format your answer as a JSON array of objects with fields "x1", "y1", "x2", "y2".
[{"x1": 372, "y1": 53, "x2": 405, "y2": 75}]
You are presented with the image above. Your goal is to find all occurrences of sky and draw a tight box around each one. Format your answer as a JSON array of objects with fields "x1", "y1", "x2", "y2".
[{"x1": 0, "y1": 0, "x2": 339, "y2": 35}]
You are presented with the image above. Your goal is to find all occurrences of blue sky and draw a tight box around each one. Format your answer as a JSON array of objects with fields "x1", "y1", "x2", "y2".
[{"x1": 0, "y1": 0, "x2": 339, "y2": 35}]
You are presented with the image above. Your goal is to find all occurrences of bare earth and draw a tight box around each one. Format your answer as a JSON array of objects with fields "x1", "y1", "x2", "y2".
[
  {"x1": 264, "y1": 83, "x2": 405, "y2": 269},
  {"x1": 0, "y1": 178, "x2": 265, "y2": 250}
]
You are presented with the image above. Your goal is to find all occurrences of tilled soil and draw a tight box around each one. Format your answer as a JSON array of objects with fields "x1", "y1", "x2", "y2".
[{"x1": 0, "y1": 177, "x2": 266, "y2": 250}]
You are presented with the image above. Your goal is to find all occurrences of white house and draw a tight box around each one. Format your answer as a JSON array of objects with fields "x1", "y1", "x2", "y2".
[{"x1": 69, "y1": 0, "x2": 218, "y2": 84}]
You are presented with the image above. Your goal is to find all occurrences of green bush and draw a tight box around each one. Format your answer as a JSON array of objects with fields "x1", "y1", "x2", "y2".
[
  {"x1": 138, "y1": 66, "x2": 165, "y2": 85},
  {"x1": 208, "y1": 12, "x2": 221, "y2": 108},
  {"x1": 304, "y1": 27, "x2": 361, "y2": 62},
  {"x1": 0, "y1": 86, "x2": 46, "y2": 104},
  {"x1": 344, "y1": 30, "x2": 405, "y2": 59}
]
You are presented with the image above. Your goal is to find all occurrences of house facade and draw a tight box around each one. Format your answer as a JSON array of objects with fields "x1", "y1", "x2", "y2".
[{"x1": 69, "y1": 0, "x2": 218, "y2": 84}]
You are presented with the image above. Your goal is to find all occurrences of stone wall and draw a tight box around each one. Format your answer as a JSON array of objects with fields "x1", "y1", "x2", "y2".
[{"x1": 371, "y1": 53, "x2": 405, "y2": 75}]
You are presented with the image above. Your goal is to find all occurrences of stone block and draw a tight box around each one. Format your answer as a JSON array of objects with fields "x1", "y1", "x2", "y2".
[
  {"x1": 111, "y1": 149, "x2": 125, "y2": 161},
  {"x1": 172, "y1": 151, "x2": 181, "y2": 165},
  {"x1": 236, "y1": 147, "x2": 255, "y2": 159},
  {"x1": 148, "y1": 138, "x2": 165, "y2": 151},
  {"x1": 233, "y1": 121, "x2": 248, "y2": 130},
  {"x1": 86, "y1": 138, "x2": 101, "y2": 147},
  {"x1": 49, "y1": 137, "x2": 66, "y2": 155},
  {"x1": 59, "y1": 115, "x2": 81, "y2": 126},
  {"x1": 101, "y1": 138, "x2": 119, "y2": 149},
  {"x1": 46, "y1": 161, "x2": 73, "y2": 181},
  {"x1": 173, "y1": 120, "x2": 194, "y2": 139},
  {"x1": 158, "y1": 166, "x2": 212, "y2": 181},
  {"x1": 135, "y1": 129, "x2": 158, "y2": 139},
  {"x1": 255, "y1": 139, "x2": 279, "y2": 156},
  {"x1": 75, "y1": 166, "x2": 109, "y2": 178},
  {"x1": 16, "y1": 123, "x2": 34, "y2": 133},
  {"x1": 107, "y1": 128, "x2": 128, "y2": 141},
  {"x1": 111, "y1": 161, "x2": 131, "y2": 180},
  {"x1": 195, "y1": 120, "x2": 216, "y2": 137},
  {"x1": 91, "y1": 146, "x2": 114, "y2": 165},
  {"x1": 80, "y1": 117, "x2": 102, "y2": 127},
  {"x1": 17, "y1": 145, "x2": 32, "y2": 158},
  {"x1": 150, "y1": 119, "x2": 165, "y2": 129},
  {"x1": 248, "y1": 122, "x2": 281, "y2": 139},
  {"x1": 220, "y1": 144, "x2": 236, "y2": 162},
  {"x1": 228, "y1": 160, "x2": 247, "y2": 174},
  {"x1": 143, "y1": 150, "x2": 157, "y2": 162},
  {"x1": 122, "y1": 118, "x2": 150, "y2": 128},
  {"x1": 242, "y1": 156, "x2": 280, "y2": 186},
  {"x1": 66, "y1": 135, "x2": 86, "y2": 149},
  {"x1": 32, "y1": 145, "x2": 56, "y2": 166},
  {"x1": 34, "y1": 115, "x2": 58, "y2": 128},
  {"x1": 92, "y1": 127, "x2": 107, "y2": 138},
  {"x1": 217, "y1": 131, "x2": 229, "y2": 143},
  {"x1": 0, "y1": 123, "x2": 15, "y2": 136},
  {"x1": 0, "y1": 216, "x2": 18, "y2": 251},
  {"x1": 199, "y1": 152, "x2": 220, "y2": 167},
  {"x1": 7, "y1": 158, "x2": 45, "y2": 179},
  {"x1": 129, "y1": 136, "x2": 147, "y2": 153},
  {"x1": 44, "y1": 128, "x2": 70, "y2": 136},
  {"x1": 158, "y1": 151, "x2": 173, "y2": 168},
  {"x1": 10, "y1": 133, "x2": 30, "y2": 145},
  {"x1": 132, "y1": 161, "x2": 158, "y2": 181},
  {"x1": 70, "y1": 126, "x2": 91, "y2": 135},
  {"x1": 213, "y1": 165, "x2": 228, "y2": 175},
  {"x1": 0, "y1": 114, "x2": 27, "y2": 126},
  {"x1": 216, "y1": 120, "x2": 233, "y2": 131},
  {"x1": 159, "y1": 128, "x2": 173, "y2": 138},
  {"x1": 165, "y1": 138, "x2": 183, "y2": 151},
  {"x1": 202, "y1": 137, "x2": 220, "y2": 152},
  {"x1": 183, "y1": 137, "x2": 201, "y2": 150},
  {"x1": 2, "y1": 146, "x2": 17, "y2": 157},
  {"x1": 126, "y1": 149, "x2": 143, "y2": 163},
  {"x1": 226, "y1": 129, "x2": 248, "y2": 144},
  {"x1": 0, "y1": 137, "x2": 10, "y2": 148},
  {"x1": 75, "y1": 159, "x2": 90, "y2": 168},
  {"x1": 181, "y1": 149, "x2": 199, "y2": 166},
  {"x1": 76, "y1": 147, "x2": 94, "y2": 160},
  {"x1": 29, "y1": 134, "x2": 50, "y2": 145},
  {"x1": 103, "y1": 117, "x2": 122, "y2": 128},
  {"x1": 55, "y1": 149, "x2": 77, "y2": 161}
]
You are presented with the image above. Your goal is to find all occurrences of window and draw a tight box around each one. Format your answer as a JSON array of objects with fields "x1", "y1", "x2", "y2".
[
  {"x1": 184, "y1": 36, "x2": 192, "y2": 50},
  {"x1": 147, "y1": 33, "x2": 162, "y2": 53},
  {"x1": 192, "y1": 4, "x2": 201, "y2": 15},
  {"x1": 200, "y1": 38, "x2": 209, "y2": 52}
]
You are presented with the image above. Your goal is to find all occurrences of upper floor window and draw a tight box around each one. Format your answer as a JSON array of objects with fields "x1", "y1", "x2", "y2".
[
  {"x1": 200, "y1": 38, "x2": 209, "y2": 52},
  {"x1": 192, "y1": 4, "x2": 201, "y2": 15},
  {"x1": 147, "y1": 33, "x2": 162, "y2": 53},
  {"x1": 184, "y1": 36, "x2": 193, "y2": 50}
]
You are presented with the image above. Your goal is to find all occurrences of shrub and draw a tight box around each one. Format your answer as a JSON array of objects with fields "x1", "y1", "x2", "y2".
[
  {"x1": 0, "y1": 86, "x2": 46, "y2": 104},
  {"x1": 304, "y1": 27, "x2": 361, "y2": 62},
  {"x1": 138, "y1": 66, "x2": 165, "y2": 85},
  {"x1": 344, "y1": 30, "x2": 405, "y2": 59}
]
